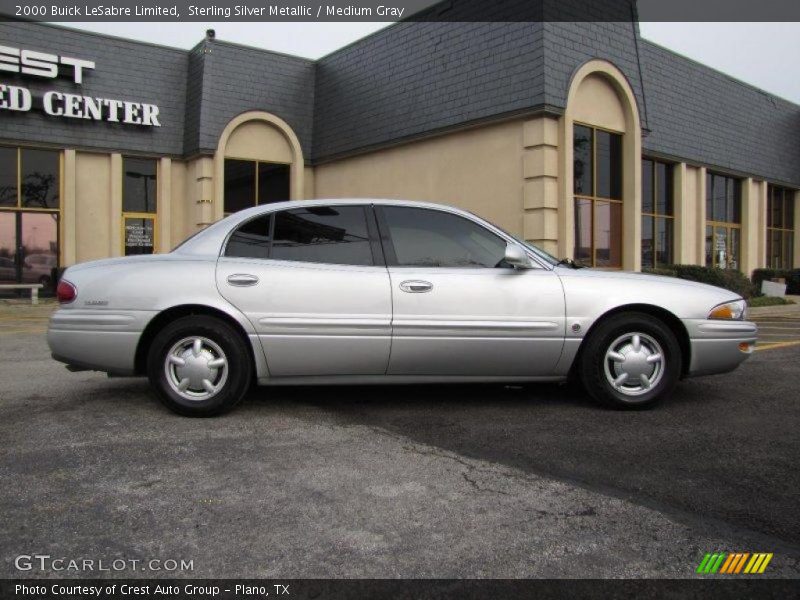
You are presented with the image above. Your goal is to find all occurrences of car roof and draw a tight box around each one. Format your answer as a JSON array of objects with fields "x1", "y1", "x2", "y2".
[{"x1": 173, "y1": 198, "x2": 488, "y2": 257}]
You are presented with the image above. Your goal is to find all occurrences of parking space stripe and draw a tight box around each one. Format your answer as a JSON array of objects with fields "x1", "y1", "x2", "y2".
[
  {"x1": 755, "y1": 341, "x2": 800, "y2": 351},
  {"x1": 755, "y1": 342, "x2": 800, "y2": 351}
]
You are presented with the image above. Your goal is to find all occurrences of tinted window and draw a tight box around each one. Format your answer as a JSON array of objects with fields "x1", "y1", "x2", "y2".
[
  {"x1": 595, "y1": 130, "x2": 622, "y2": 200},
  {"x1": 573, "y1": 125, "x2": 593, "y2": 196},
  {"x1": 0, "y1": 147, "x2": 17, "y2": 207},
  {"x1": 224, "y1": 159, "x2": 255, "y2": 214},
  {"x1": 21, "y1": 149, "x2": 59, "y2": 209},
  {"x1": 271, "y1": 206, "x2": 373, "y2": 266},
  {"x1": 382, "y1": 206, "x2": 507, "y2": 268},
  {"x1": 225, "y1": 214, "x2": 272, "y2": 259},
  {"x1": 258, "y1": 163, "x2": 290, "y2": 204},
  {"x1": 123, "y1": 158, "x2": 157, "y2": 213}
]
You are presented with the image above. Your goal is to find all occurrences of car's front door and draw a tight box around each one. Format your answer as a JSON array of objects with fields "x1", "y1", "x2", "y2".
[
  {"x1": 216, "y1": 205, "x2": 392, "y2": 377},
  {"x1": 376, "y1": 205, "x2": 565, "y2": 376}
]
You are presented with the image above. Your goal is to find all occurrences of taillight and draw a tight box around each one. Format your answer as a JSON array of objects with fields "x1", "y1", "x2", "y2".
[{"x1": 56, "y1": 280, "x2": 77, "y2": 304}]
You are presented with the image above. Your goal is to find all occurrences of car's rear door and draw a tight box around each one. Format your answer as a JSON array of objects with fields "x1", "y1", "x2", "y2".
[
  {"x1": 376, "y1": 205, "x2": 565, "y2": 376},
  {"x1": 216, "y1": 204, "x2": 392, "y2": 377}
]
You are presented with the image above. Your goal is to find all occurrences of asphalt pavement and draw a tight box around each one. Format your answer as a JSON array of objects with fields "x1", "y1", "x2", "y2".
[{"x1": 0, "y1": 303, "x2": 798, "y2": 579}]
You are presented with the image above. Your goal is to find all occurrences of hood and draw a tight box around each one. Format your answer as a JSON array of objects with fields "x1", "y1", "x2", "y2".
[
  {"x1": 554, "y1": 266, "x2": 743, "y2": 320},
  {"x1": 556, "y1": 267, "x2": 740, "y2": 296}
]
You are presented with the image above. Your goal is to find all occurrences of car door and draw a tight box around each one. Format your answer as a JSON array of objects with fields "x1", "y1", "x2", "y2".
[
  {"x1": 216, "y1": 204, "x2": 392, "y2": 377},
  {"x1": 376, "y1": 205, "x2": 565, "y2": 376}
]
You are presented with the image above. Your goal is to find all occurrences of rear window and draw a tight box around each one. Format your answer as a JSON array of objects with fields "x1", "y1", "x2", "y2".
[
  {"x1": 271, "y1": 206, "x2": 374, "y2": 266},
  {"x1": 224, "y1": 215, "x2": 271, "y2": 259},
  {"x1": 223, "y1": 206, "x2": 374, "y2": 266}
]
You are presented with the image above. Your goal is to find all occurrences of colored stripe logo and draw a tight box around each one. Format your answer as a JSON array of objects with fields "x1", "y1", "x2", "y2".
[{"x1": 696, "y1": 552, "x2": 773, "y2": 574}]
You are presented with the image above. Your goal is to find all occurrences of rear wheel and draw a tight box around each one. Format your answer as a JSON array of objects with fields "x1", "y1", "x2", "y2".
[
  {"x1": 578, "y1": 312, "x2": 681, "y2": 409},
  {"x1": 147, "y1": 315, "x2": 252, "y2": 417}
]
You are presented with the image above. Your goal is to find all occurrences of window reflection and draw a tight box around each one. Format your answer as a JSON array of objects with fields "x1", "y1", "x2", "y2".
[
  {"x1": 641, "y1": 159, "x2": 674, "y2": 269},
  {"x1": 767, "y1": 185, "x2": 795, "y2": 269},
  {"x1": 0, "y1": 147, "x2": 60, "y2": 293},
  {"x1": 573, "y1": 125, "x2": 623, "y2": 268},
  {"x1": 21, "y1": 149, "x2": 60, "y2": 209},
  {"x1": 0, "y1": 147, "x2": 18, "y2": 207},
  {"x1": 573, "y1": 126, "x2": 593, "y2": 196},
  {"x1": 123, "y1": 158, "x2": 157, "y2": 214},
  {"x1": 705, "y1": 172, "x2": 741, "y2": 269}
]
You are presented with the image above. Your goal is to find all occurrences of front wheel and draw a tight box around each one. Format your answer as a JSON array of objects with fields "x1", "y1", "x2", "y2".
[
  {"x1": 147, "y1": 315, "x2": 252, "y2": 417},
  {"x1": 578, "y1": 312, "x2": 682, "y2": 409}
]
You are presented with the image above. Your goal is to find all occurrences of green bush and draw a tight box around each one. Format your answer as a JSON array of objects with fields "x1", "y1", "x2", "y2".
[
  {"x1": 751, "y1": 269, "x2": 800, "y2": 295},
  {"x1": 747, "y1": 296, "x2": 795, "y2": 307},
  {"x1": 643, "y1": 264, "x2": 757, "y2": 299}
]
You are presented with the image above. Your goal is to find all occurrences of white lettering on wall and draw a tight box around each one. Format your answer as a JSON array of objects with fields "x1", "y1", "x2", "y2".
[
  {"x1": 0, "y1": 44, "x2": 95, "y2": 83},
  {"x1": 0, "y1": 84, "x2": 32, "y2": 111},
  {"x1": 0, "y1": 44, "x2": 160, "y2": 127}
]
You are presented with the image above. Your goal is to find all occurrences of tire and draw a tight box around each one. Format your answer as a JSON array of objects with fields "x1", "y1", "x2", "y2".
[
  {"x1": 578, "y1": 312, "x2": 682, "y2": 410},
  {"x1": 147, "y1": 315, "x2": 252, "y2": 417}
]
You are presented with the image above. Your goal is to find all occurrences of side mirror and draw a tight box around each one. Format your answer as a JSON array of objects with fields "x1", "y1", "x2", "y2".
[{"x1": 504, "y1": 243, "x2": 532, "y2": 269}]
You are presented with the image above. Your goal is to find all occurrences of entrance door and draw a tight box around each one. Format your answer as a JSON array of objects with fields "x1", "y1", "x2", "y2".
[
  {"x1": 376, "y1": 205, "x2": 566, "y2": 377},
  {"x1": 0, "y1": 211, "x2": 59, "y2": 289}
]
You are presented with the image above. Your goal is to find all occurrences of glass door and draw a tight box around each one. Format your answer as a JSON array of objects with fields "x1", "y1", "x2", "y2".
[{"x1": 705, "y1": 224, "x2": 740, "y2": 270}]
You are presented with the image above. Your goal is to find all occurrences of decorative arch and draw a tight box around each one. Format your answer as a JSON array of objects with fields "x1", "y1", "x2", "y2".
[
  {"x1": 214, "y1": 111, "x2": 304, "y2": 221},
  {"x1": 558, "y1": 60, "x2": 642, "y2": 270}
]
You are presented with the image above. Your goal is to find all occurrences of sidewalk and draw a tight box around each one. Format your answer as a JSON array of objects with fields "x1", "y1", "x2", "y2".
[
  {"x1": 0, "y1": 298, "x2": 56, "y2": 335},
  {"x1": 748, "y1": 295, "x2": 800, "y2": 318}
]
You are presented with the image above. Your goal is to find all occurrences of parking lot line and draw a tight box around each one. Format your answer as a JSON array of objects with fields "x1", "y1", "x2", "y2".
[{"x1": 755, "y1": 341, "x2": 800, "y2": 352}]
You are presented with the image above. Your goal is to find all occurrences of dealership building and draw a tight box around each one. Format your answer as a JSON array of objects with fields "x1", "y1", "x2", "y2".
[{"x1": 0, "y1": 14, "x2": 798, "y2": 290}]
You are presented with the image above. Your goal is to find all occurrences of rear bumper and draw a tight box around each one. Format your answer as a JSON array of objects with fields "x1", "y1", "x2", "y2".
[
  {"x1": 48, "y1": 330, "x2": 141, "y2": 375},
  {"x1": 683, "y1": 319, "x2": 758, "y2": 377},
  {"x1": 47, "y1": 309, "x2": 154, "y2": 375}
]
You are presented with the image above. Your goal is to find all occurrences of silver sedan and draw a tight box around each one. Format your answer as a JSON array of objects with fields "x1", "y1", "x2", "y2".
[{"x1": 48, "y1": 200, "x2": 757, "y2": 416}]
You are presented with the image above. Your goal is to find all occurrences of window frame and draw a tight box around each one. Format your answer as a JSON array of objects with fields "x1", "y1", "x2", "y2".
[
  {"x1": 223, "y1": 204, "x2": 385, "y2": 268},
  {"x1": 704, "y1": 172, "x2": 742, "y2": 270},
  {"x1": 121, "y1": 156, "x2": 159, "y2": 256},
  {"x1": 374, "y1": 204, "x2": 512, "y2": 269},
  {"x1": 572, "y1": 122, "x2": 624, "y2": 269},
  {"x1": 766, "y1": 184, "x2": 795, "y2": 270},
  {"x1": 641, "y1": 158, "x2": 675, "y2": 269},
  {"x1": 0, "y1": 146, "x2": 63, "y2": 286},
  {"x1": 223, "y1": 157, "x2": 291, "y2": 215}
]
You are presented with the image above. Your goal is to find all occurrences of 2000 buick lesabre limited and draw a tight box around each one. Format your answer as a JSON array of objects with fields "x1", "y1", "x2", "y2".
[{"x1": 47, "y1": 200, "x2": 757, "y2": 416}]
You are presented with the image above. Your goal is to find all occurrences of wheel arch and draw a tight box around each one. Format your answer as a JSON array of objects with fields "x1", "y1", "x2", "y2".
[
  {"x1": 134, "y1": 304, "x2": 256, "y2": 376},
  {"x1": 573, "y1": 304, "x2": 691, "y2": 378}
]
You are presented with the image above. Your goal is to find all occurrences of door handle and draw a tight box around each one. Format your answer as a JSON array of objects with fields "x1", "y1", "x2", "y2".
[
  {"x1": 399, "y1": 280, "x2": 433, "y2": 293},
  {"x1": 227, "y1": 274, "x2": 259, "y2": 287}
]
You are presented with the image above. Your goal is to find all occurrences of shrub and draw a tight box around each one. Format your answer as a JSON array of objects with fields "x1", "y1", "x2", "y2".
[
  {"x1": 747, "y1": 296, "x2": 795, "y2": 307},
  {"x1": 751, "y1": 269, "x2": 800, "y2": 295},
  {"x1": 644, "y1": 264, "x2": 756, "y2": 299}
]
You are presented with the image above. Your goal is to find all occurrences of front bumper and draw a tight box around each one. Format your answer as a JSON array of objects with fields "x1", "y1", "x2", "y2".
[{"x1": 683, "y1": 319, "x2": 758, "y2": 377}]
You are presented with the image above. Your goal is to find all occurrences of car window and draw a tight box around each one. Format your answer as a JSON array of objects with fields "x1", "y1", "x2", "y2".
[
  {"x1": 224, "y1": 214, "x2": 271, "y2": 259},
  {"x1": 271, "y1": 206, "x2": 374, "y2": 266},
  {"x1": 381, "y1": 206, "x2": 507, "y2": 268}
]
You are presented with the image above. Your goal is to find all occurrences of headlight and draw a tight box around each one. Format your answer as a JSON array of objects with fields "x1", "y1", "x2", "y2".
[{"x1": 708, "y1": 299, "x2": 747, "y2": 320}]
